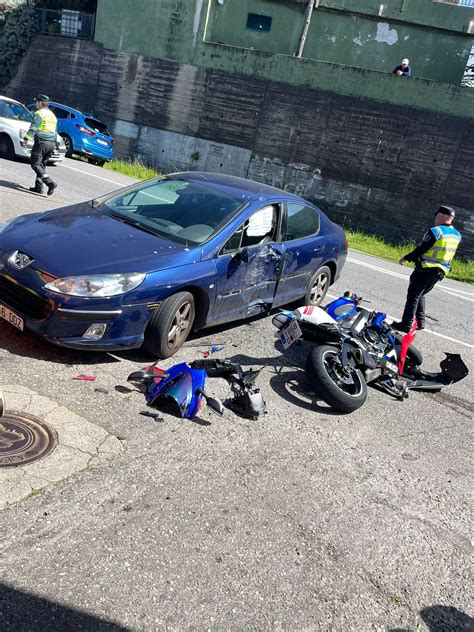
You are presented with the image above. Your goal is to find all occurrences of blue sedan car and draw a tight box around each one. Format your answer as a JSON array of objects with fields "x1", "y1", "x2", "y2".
[
  {"x1": 28, "y1": 101, "x2": 114, "y2": 166},
  {"x1": 0, "y1": 173, "x2": 347, "y2": 357}
]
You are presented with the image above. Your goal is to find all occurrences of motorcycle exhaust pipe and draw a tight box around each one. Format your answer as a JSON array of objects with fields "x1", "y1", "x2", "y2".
[{"x1": 352, "y1": 348, "x2": 378, "y2": 370}]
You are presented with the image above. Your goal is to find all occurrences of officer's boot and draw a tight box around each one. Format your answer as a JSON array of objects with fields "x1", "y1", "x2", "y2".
[
  {"x1": 43, "y1": 175, "x2": 57, "y2": 196},
  {"x1": 29, "y1": 178, "x2": 44, "y2": 194}
]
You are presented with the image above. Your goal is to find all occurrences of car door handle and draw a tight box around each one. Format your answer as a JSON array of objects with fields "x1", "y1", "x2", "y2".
[{"x1": 313, "y1": 247, "x2": 323, "y2": 253}]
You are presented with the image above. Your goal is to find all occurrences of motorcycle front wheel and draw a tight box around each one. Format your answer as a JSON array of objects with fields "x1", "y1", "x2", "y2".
[{"x1": 305, "y1": 344, "x2": 368, "y2": 413}]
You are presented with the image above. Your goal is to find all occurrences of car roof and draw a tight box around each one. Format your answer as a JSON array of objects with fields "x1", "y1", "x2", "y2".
[
  {"x1": 175, "y1": 172, "x2": 305, "y2": 204},
  {"x1": 48, "y1": 102, "x2": 85, "y2": 116},
  {"x1": 0, "y1": 95, "x2": 23, "y2": 105}
]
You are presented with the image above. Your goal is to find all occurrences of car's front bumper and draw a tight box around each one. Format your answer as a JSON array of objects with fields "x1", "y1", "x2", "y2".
[
  {"x1": 0, "y1": 273, "x2": 152, "y2": 351},
  {"x1": 13, "y1": 137, "x2": 66, "y2": 163}
]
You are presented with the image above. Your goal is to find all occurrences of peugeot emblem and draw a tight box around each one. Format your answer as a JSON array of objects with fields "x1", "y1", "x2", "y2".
[{"x1": 7, "y1": 250, "x2": 35, "y2": 270}]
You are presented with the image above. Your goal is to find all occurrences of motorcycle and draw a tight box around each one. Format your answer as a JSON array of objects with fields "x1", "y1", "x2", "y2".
[{"x1": 272, "y1": 291, "x2": 468, "y2": 413}]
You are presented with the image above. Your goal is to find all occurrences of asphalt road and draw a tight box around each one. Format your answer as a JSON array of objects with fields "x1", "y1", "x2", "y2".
[{"x1": 0, "y1": 157, "x2": 473, "y2": 631}]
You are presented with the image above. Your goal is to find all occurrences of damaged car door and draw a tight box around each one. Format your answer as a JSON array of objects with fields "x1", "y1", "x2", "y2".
[{"x1": 213, "y1": 204, "x2": 283, "y2": 322}]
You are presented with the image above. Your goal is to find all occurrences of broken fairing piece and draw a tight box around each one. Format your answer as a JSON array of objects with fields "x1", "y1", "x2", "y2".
[
  {"x1": 0, "y1": 390, "x2": 4, "y2": 416},
  {"x1": 127, "y1": 362, "x2": 224, "y2": 420},
  {"x1": 189, "y1": 359, "x2": 267, "y2": 420},
  {"x1": 225, "y1": 388, "x2": 267, "y2": 420}
]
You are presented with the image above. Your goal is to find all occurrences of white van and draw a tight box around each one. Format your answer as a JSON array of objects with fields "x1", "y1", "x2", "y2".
[{"x1": 0, "y1": 95, "x2": 66, "y2": 163}]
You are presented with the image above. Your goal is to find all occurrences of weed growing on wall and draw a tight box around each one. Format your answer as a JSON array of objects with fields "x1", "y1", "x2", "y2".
[{"x1": 0, "y1": 6, "x2": 40, "y2": 89}]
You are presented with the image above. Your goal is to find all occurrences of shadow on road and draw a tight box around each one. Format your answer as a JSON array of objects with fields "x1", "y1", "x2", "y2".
[
  {"x1": 0, "y1": 322, "x2": 120, "y2": 366},
  {"x1": 388, "y1": 605, "x2": 474, "y2": 632},
  {"x1": 0, "y1": 583, "x2": 129, "y2": 631}
]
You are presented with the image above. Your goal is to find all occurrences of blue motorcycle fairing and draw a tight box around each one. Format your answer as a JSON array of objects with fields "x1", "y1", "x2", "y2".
[
  {"x1": 146, "y1": 362, "x2": 206, "y2": 419},
  {"x1": 325, "y1": 296, "x2": 358, "y2": 321}
]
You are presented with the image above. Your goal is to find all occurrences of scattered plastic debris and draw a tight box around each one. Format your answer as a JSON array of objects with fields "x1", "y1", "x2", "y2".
[
  {"x1": 73, "y1": 375, "x2": 96, "y2": 381},
  {"x1": 116, "y1": 435, "x2": 127, "y2": 441},
  {"x1": 203, "y1": 345, "x2": 225, "y2": 358},
  {"x1": 94, "y1": 387, "x2": 109, "y2": 394},
  {"x1": 184, "y1": 341, "x2": 226, "y2": 347},
  {"x1": 139, "y1": 410, "x2": 164, "y2": 422}
]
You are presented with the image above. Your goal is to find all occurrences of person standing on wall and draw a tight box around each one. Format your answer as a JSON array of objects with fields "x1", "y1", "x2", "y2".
[
  {"x1": 393, "y1": 58, "x2": 411, "y2": 77},
  {"x1": 391, "y1": 206, "x2": 461, "y2": 333},
  {"x1": 22, "y1": 94, "x2": 58, "y2": 195}
]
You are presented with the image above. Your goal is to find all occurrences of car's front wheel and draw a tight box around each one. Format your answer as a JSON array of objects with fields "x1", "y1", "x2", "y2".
[
  {"x1": 0, "y1": 134, "x2": 15, "y2": 159},
  {"x1": 144, "y1": 292, "x2": 196, "y2": 358}
]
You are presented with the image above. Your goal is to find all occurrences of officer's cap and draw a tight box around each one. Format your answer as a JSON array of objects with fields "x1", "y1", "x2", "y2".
[
  {"x1": 437, "y1": 205, "x2": 455, "y2": 218},
  {"x1": 34, "y1": 94, "x2": 50, "y2": 103}
]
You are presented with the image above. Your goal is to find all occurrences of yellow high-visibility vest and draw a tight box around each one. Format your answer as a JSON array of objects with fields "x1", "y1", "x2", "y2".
[{"x1": 421, "y1": 225, "x2": 461, "y2": 275}]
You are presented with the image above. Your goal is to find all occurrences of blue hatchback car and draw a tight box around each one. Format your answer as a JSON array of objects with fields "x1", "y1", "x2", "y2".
[
  {"x1": 28, "y1": 101, "x2": 114, "y2": 166},
  {"x1": 0, "y1": 173, "x2": 347, "y2": 357}
]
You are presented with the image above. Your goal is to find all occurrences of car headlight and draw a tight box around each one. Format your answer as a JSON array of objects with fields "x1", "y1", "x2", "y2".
[{"x1": 44, "y1": 273, "x2": 146, "y2": 297}]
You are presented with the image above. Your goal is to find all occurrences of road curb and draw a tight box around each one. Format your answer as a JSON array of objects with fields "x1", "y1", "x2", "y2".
[{"x1": 0, "y1": 384, "x2": 124, "y2": 509}]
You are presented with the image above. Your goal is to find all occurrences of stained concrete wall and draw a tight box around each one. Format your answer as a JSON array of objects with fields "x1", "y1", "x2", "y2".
[
  {"x1": 5, "y1": 35, "x2": 473, "y2": 258},
  {"x1": 207, "y1": 0, "x2": 474, "y2": 84}
]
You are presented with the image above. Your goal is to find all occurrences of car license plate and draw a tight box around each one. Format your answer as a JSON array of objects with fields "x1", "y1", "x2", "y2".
[
  {"x1": 97, "y1": 139, "x2": 107, "y2": 146},
  {"x1": 0, "y1": 304, "x2": 24, "y2": 331},
  {"x1": 279, "y1": 319, "x2": 302, "y2": 350}
]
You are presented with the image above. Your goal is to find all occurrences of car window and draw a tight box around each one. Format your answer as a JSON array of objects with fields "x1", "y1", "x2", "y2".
[
  {"x1": 52, "y1": 107, "x2": 69, "y2": 119},
  {"x1": 0, "y1": 100, "x2": 33, "y2": 122},
  {"x1": 221, "y1": 205, "x2": 278, "y2": 255},
  {"x1": 98, "y1": 178, "x2": 244, "y2": 246},
  {"x1": 285, "y1": 203, "x2": 319, "y2": 241},
  {"x1": 221, "y1": 226, "x2": 244, "y2": 255},
  {"x1": 241, "y1": 205, "x2": 278, "y2": 248},
  {"x1": 84, "y1": 117, "x2": 110, "y2": 136}
]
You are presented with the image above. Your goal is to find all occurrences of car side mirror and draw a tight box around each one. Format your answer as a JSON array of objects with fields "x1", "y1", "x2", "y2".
[{"x1": 233, "y1": 247, "x2": 249, "y2": 263}]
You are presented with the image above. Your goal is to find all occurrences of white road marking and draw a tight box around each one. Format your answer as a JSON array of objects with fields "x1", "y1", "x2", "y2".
[
  {"x1": 325, "y1": 292, "x2": 473, "y2": 349},
  {"x1": 61, "y1": 163, "x2": 129, "y2": 186},
  {"x1": 347, "y1": 256, "x2": 473, "y2": 302}
]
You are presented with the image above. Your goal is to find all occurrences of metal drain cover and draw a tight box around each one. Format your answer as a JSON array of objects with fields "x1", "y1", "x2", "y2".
[{"x1": 0, "y1": 412, "x2": 57, "y2": 467}]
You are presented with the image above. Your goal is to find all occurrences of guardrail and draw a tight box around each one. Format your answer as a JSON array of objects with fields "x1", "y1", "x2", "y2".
[{"x1": 34, "y1": 8, "x2": 95, "y2": 40}]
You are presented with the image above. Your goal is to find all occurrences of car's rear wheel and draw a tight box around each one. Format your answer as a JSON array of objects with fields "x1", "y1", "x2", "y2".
[
  {"x1": 87, "y1": 158, "x2": 105, "y2": 167},
  {"x1": 0, "y1": 134, "x2": 15, "y2": 160},
  {"x1": 144, "y1": 292, "x2": 196, "y2": 358},
  {"x1": 60, "y1": 134, "x2": 73, "y2": 157},
  {"x1": 305, "y1": 265, "x2": 331, "y2": 306}
]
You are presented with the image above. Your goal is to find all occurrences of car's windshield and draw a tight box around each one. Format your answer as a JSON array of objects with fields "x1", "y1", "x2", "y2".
[
  {"x1": 0, "y1": 100, "x2": 33, "y2": 123},
  {"x1": 97, "y1": 178, "x2": 245, "y2": 245}
]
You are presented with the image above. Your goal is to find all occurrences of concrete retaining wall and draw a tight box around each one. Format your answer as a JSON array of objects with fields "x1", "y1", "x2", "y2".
[{"x1": 5, "y1": 35, "x2": 473, "y2": 258}]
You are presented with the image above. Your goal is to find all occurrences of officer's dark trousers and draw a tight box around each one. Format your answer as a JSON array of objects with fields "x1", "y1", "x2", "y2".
[
  {"x1": 30, "y1": 138, "x2": 56, "y2": 189},
  {"x1": 401, "y1": 267, "x2": 444, "y2": 328}
]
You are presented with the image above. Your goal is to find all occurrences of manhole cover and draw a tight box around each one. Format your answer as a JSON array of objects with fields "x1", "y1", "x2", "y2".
[{"x1": 0, "y1": 412, "x2": 57, "y2": 468}]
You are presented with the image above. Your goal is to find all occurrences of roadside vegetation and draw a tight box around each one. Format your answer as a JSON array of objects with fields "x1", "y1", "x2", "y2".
[
  {"x1": 104, "y1": 158, "x2": 160, "y2": 181},
  {"x1": 102, "y1": 160, "x2": 472, "y2": 284},
  {"x1": 347, "y1": 230, "x2": 473, "y2": 285}
]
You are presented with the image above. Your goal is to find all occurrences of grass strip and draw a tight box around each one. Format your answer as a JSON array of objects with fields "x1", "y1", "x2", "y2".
[
  {"x1": 347, "y1": 230, "x2": 473, "y2": 285},
  {"x1": 104, "y1": 159, "x2": 160, "y2": 181}
]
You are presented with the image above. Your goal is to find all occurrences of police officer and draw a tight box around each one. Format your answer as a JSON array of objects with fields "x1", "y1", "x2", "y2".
[
  {"x1": 392, "y1": 206, "x2": 461, "y2": 333},
  {"x1": 22, "y1": 94, "x2": 58, "y2": 196}
]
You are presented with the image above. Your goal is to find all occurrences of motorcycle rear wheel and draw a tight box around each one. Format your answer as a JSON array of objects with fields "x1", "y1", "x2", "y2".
[{"x1": 305, "y1": 344, "x2": 368, "y2": 413}]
